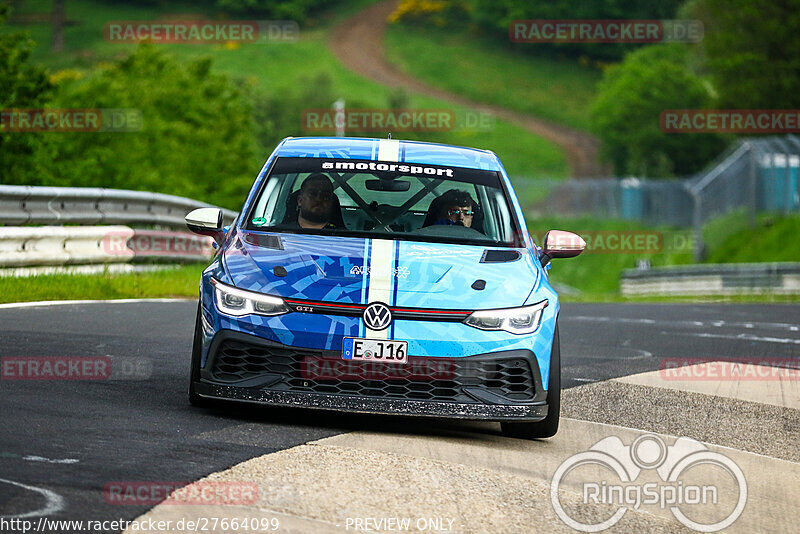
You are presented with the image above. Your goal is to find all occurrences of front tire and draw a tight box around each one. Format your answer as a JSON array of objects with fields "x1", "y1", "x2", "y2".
[
  {"x1": 189, "y1": 302, "x2": 214, "y2": 408},
  {"x1": 501, "y1": 323, "x2": 560, "y2": 439}
]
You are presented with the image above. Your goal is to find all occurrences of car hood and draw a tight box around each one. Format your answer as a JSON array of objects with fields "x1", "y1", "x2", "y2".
[{"x1": 223, "y1": 231, "x2": 539, "y2": 309}]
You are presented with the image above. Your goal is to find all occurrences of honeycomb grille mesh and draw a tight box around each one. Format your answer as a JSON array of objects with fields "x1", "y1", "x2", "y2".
[{"x1": 211, "y1": 340, "x2": 535, "y2": 402}]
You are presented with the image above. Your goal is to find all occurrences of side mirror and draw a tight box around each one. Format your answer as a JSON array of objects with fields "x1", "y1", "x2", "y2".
[
  {"x1": 185, "y1": 208, "x2": 223, "y2": 242},
  {"x1": 540, "y1": 230, "x2": 586, "y2": 267}
]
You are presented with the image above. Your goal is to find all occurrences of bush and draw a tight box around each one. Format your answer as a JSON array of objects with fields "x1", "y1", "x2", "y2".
[
  {"x1": 388, "y1": 0, "x2": 468, "y2": 27},
  {"x1": 0, "y1": 2, "x2": 55, "y2": 183},
  {"x1": 693, "y1": 0, "x2": 800, "y2": 108},
  {"x1": 591, "y1": 44, "x2": 725, "y2": 177},
  {"x1": 41, "y1": 45, "x2": 260, "y2": 210},
  {"x1": 250, "y1": 71, "x2": 339, "y2": 149},
  {"x1": 215, "y1": 0, "x2": 340, "y2": 22},
  {"x1": 459, "y1": 0, "x2": 684, "y2": 61}
]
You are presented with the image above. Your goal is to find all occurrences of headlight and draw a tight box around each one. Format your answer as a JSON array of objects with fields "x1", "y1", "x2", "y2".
[
  {"x1": 210, "y1": 278, "x2": 290, "y2": 317},
  {"x1": 464, "y1": 300, "x2": 548, "y2": 335}
]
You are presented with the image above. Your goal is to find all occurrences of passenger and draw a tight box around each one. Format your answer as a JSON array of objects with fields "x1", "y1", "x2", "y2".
[{"x1": 431, "y1": 189, "x2": 476, "y2": 228}]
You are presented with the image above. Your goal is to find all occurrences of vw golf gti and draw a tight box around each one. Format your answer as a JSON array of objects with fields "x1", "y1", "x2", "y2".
[{"x1": 186, "y1": 137, "x2": 584, "y2": 438}]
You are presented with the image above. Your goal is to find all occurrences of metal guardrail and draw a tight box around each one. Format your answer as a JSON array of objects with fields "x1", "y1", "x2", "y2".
[
  {"x1": 0, "y1": 185, "x2": 238, "y2": 228},
  {"x1": 621, "y1": 263, "x2": 800, "y2": 296},
  {"x1": 0, "y1": 226, "x2": 214, "y2": 268},
  {"x1": 0, "y1": 226, "x2": 133, "y2": 267},
  {"x1": 0, "y1": 185, "x2": 229, "y2": 270}
]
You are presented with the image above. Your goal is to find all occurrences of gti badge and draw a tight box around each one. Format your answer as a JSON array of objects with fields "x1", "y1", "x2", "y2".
[{"x1": 363, "y1": 302, "x2": 392, "y2": 330}]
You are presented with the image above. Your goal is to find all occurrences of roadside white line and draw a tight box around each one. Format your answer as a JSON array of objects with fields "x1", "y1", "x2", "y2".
[
  {"x1": 0, "y1": 478, "x2": 65, "y2": 519},
  {"x1": 680, "y1": 331, "x2": 800, "y2": 345},
  {"x1": 0, "y1": 298, "x2": 193, "y2": 310},
  {"x1": 566, "y1": 315, "x2": 800, "y2": 333},
  {"x1": 22, "y1": 455, "x2": 79, "y2": 465}
]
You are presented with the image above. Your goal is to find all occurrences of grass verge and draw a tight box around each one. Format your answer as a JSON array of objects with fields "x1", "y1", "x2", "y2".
[
  {"x1": 705, "y1": 212, "x2": 800, "y2": 263},
  {"x1": 0, "y1": 264, "x2": 203, "y2": 304},
  {"x1": 528, "y1": 216, "x2": 694, "y2": 299},
  {"x1": 384, "y1": 23, "x2": 600, "y2": 132},
  {"x1": 541, "y1": 212, "x2": 800, "y2": 302}
]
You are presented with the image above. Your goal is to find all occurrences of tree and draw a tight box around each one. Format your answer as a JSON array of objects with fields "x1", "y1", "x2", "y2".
[
  {"x1": 47, "y1": 45, "x2": 259, "y2": 209},
  {"x1": 694, "y1": 0, "x2": 800, "y2": 108},
  {"x1": 215, "y1": 0, "x2": 339, "y2": 22},
  {"x1": 591, "y1": 44, "x2": 725, "y2": 177},
  {"x1": 0, "y1": 1, "x2": 55, "y2": 183},
  {"x1": 461, "y1": 0, "x2": 685, "y2": 60}
]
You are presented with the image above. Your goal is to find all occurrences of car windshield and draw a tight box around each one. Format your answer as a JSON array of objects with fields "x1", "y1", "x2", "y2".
[{"x1": 246, "y1": 157, "x2": 521, "y2": 247}]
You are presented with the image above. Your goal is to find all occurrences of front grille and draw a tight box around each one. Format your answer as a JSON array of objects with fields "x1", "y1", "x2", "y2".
[{"x1": 210, "y1": 340, "x2": 535, "y2": 403}]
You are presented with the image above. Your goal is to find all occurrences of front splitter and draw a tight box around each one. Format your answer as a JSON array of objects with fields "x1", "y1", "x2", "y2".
[{"x1": 194, "y1": 382, "x2": 548, "y2": 422}]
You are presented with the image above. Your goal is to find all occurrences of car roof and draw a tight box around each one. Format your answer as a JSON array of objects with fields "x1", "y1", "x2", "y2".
[{"x1": 275, "y1": 137, "x2": 502, "y2": 171}]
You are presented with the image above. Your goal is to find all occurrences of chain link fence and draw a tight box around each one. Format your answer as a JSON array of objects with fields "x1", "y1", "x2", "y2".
[{"x1": 513, "y1": 134, "x2": 800, "y2": 261}]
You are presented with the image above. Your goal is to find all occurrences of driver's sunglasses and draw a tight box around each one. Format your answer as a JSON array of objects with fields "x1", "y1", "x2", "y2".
[{"x1": 447, "y1": 209, "x2": 474, "y2": 217}]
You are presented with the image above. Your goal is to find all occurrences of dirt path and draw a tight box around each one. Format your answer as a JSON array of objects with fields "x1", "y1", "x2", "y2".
[{"x1": 329, "y1": 0, "x2": 610, "y2": 178}]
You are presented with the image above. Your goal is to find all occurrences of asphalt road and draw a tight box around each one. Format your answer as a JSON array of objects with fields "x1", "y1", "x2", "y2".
[{"x1": 0, "y1": 301, "x2": 797, "y2": 531}]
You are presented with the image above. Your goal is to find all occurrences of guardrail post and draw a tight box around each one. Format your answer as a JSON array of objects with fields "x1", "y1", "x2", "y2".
[
  {"x1": 746, "y1": 141, "x2": 757, "y2": 228},
  {"x1": 691, "y1": 188, "x2": 704, "y2": 262}
]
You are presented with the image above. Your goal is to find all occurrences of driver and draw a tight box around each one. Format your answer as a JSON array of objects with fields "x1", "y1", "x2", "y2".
[
  {"x1": 293, "y1": 173, "x2": 341, "y2": 229},
  {"x1": 431, "y1": 189, "x2": 476, "y2": 228}
]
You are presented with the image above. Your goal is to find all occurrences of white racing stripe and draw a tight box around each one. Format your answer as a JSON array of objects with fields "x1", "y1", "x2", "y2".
[
  {"x1": 365, "y1": 239, "x2": 395, "y2": 339},
  {"x1": 377, "y1": 139, "x2": 400, "y2": 162},
  {"x1": 364, "y1": 139, "x2": 400, "y2": 339}
]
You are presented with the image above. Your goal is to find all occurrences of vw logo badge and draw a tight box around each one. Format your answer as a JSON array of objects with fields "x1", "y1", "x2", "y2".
[{"x1": 363, "y1": 302, "x2": 392, "y2": 330}]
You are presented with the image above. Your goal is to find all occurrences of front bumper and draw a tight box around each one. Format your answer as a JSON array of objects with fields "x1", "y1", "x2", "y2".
[{"x1": 195, "y1": 330, "x2": 550, "y2": 422}]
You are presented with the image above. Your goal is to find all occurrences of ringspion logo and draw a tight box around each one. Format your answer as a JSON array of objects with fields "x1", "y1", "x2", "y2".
[{"x1": 551, "y1": 434, "x2": 747, "y2": 532}]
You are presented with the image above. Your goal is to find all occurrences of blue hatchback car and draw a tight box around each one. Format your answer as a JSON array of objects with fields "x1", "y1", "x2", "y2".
[{"x1": 186, "y1": 137, "x2": 584, "y2": 438}]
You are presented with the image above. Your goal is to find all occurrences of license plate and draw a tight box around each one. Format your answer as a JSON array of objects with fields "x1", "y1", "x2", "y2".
[{"x1": 342, "y1": 338, "x2": 408, "y2": 363}]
